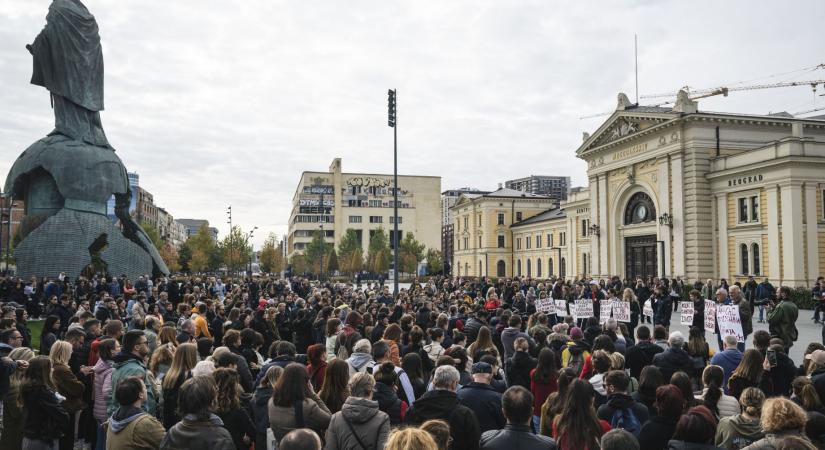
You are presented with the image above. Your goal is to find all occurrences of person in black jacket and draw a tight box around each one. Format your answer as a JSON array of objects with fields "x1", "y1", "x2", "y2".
[
  {"x1": 625, "y1": 326, "x2": 664, "y2": 380},
  {"x1": 638, "y1": 384, "x2": 684, "y2": 450},
  {"x1": 405, "y1": 365, "x2": 481, "y2": 450},
  {"x1": 480, "y1": 386, "x2": 557, "y2": 450},
  {"x1": 464, "y1": 310, "x2": 489, "y2": 346},
  {"x1": 372, "y1": 362, "x2": 404, "y2": 425},
  {"x1": 21, "y1": 356, "x2": 69, "y2": 450},
  {"x1": 505, "y1": 338, "x2": 536, "y2": 390},
  {"x1": 651, "y1": 331, "x2": 693, "y2": 382},
  {"x1": 597, "y1": 371, "x2": 649, "y2": 435},
  {"x1": 214, "y1": 368, "x2": 256, "y2": 450},
  {"x1": 457, "y1": 362, "x2": 506, "y2": 433}
]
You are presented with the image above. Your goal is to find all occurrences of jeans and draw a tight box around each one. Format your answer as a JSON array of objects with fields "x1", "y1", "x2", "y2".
[
  {"x1": 759, "y1": 305, "x2": 766, "y2": 322},
  {"x1": 95, "y1": 422, "x2": 106, "y2": 450}
]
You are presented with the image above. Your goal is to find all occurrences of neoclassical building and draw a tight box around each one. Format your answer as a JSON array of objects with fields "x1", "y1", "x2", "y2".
[{"x1": 452, "y1": 92, "x2": 825, "y2": 287}]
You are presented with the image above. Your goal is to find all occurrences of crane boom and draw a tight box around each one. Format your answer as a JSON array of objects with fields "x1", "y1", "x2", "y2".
[{"x1": 641, "y1": 80, "x2": 825, "y2": 100}]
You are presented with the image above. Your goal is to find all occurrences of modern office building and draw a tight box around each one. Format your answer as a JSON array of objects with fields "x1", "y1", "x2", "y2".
[
  {"x1": 505, "y1": 175, "x2": 571, "y2": 199},
  {"x1": 178, "y1": 219, "x2": 219, "y2": 241}
]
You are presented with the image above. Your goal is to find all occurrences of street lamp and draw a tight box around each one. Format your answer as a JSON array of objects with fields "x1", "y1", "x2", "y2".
[
  {"x1": 247, "y1": 226, "x2": 258, "y2": 275},
  {"x1": 388, "y1": 88, "x2": 399, "y2": 298},
  {"x1": 588, "y1": 223, "x2": 600, "y2": 237},
  {"x1": 658, "y1": 212, "x2": 673, "y2": 227},
  {"x1": 226, "y1": 205, "x2": 233, "y2": 276}
]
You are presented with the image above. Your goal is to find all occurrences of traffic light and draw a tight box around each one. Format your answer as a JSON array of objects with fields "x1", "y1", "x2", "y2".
[{"x1": 387, "y1": 89, "x2": 396, "y2": 128}]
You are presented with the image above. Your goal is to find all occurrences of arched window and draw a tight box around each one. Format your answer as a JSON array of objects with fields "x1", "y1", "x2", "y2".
[
  {"x1": 527, "y1": 259, "x2": 532, "y2": 278},
  {"x1": 496, "y1": 260, "x2": 506, "y2": 277},
  {"x1": 560, "y1": 258, "x2": 566, "y2": 278},
  {"x1": 465, "y1": 262, "x2": 469, "y2": 276},
  {"x1": 624, "y1": 192, "x2": 657, "y2": 225},
  {"x1": 583, "y1": 254, "x2": 589, "y2": 276},
  {"x1": 752, "y1": 243, "x2": 761, "y2": 276},
  {"x1": 548, "y1": 258, "x2": 554, "y2": 277},
  {"x1": 537, "y1": 259, "x2": 542, "y2": 278},
  {"x1": 740, "y1": 244, "x2": 749, "y2": 275},
  {"x1": 517, "y1": 260, "x2": 522, "y2": 276},
  {"x1": 479, "y1": 260, "x2": 482, "y2": 276}
]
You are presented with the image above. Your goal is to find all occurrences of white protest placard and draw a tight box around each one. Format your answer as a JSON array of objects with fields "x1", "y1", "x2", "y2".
[
  {"x1": 613, "y1": 300, "x2": 631, "y2": 323},
  {"x1": 599, "y1": 299, "x2": 613, "y2": 324},
  {"x1": 680, "y1": 301, "x2": 694, "y2": 326},
  {"x1": 704, "y1": 300, "x2": 716, "y2": 333},
  {"x1": 536, "y1": 298, "x2": 556, "y2": 315},
  {"x1": 554, "y1": 299, "x2": 567, "y2": 317},
  {"x1": 575, "y1": 299, "x2": 594, "y2": 320},
  {"x1": 643, "y1": 300, "x2": 653, "y2": 318},
  {"x1": 717, "y1": 304, "x2": 744, "y2": 343}
]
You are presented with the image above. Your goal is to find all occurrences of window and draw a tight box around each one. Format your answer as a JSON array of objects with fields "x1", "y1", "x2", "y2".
[
  {"x1": 737, "y1": 195, "x2": 760, "y2": 224},
  {"x1": 548, "y1": 234, "x2": 554, "y2": 247},
  {"x1": 497, "y1": 213, "x2": 505, "y2": 225},
  {"x1": 497, "y1": 260, "x2": 506, "y2": 277},
  {"x1": 369, "y1": 216, "x2": 382, "y2": 223},
  {"x1": 368, "y1": 199, "x2": 381, "y2": 207},
  {"x1": 582, "y1": 219, "x2": 589, "y2": 237},
  {"x1": 464, "y1": 217, "x2": 468, "y2": 229},
  {"x1": 624, "y1": 192, "x2": 656, "y2": 225},
  {"x1": 752, "y1": 243, "x2": 761, "y2": 275},
  {"x1": 516, "y1": 238, "x2": 522, "y2": 250},
  {"x1": 478, "y1": 236, "x2": 482, "y2": 248},
  {"x1": 740, "y1": 243, "x2": 749, "y2": 275},
  {"x1": 560, "y1": 258, "x2": 566, "y2": 278},
  {"x1": 560, "y1": 232, "x2": 566, "y2": 246},
  {"x1": 536, "y1": 235, "x2": 542, "y2": 248},
  {"x1": 477, "y1": 214, "x2": 482, "y2": 226},
  {"x1": 463, "y1": 238, "x2": 469, "y2": 250},
  {"x1": 349, "y1": 216, "x2": 362, "y2": 223},
  {"x1": 548, "y1": 258, "x2": 554, "y2": 276},
  {"x1": 583, "y1": 253, "x2": 589, "y2": 276},
  {"x1": 527, "y1": 259, "x2": 532, "y2": 277},
  {"x1": 537, "y1": 259, "x2": 542, "y2": 278},
  {"x1": 389, "y1": 216, "x2": 402, "y2": 224},
  {"x1": 497, "y1": 235, "x2": 505, "y2": 248},
  {"x1": 526, "y1": 237, "x2": 531, "y2": 249},
  {"x1": 517, "y1": 260, "x2": 522, "y2": 276},
  {"x1": 516, "y1": 212, "x2": 523, "y2": 222}
]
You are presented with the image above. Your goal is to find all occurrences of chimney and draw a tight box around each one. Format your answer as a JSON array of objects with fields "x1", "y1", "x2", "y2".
[{"x1": 498, "y1": 183, "x2": 503, "y2": 189}]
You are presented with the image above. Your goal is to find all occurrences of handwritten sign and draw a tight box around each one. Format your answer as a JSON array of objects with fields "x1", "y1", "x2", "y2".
[
  {"x1": 554, "y1": 299, "x2": 567, "y2": 317},
  {"x1": 717, "y1": 305, "x2": 744, "y2": 343},
  {"x1": 643, "y1": 300, "x2": 653, "y2": 318},
  {"x1": 613, "y1": 301, "x2": 631, "y2": 323},
  {"x1": 536, "y1": 298, "x2": 556, "y2": 315},
  {"x1": 680, "y1": 302, "x2": 694, "y2": 326},
  {"x1": 600, "y1": 300, "x2": 613, "y2": 324},
  {"x1": 704, "y1": 300, "x2": 716, "y2": 333},
  {"x1": 575, "y1": 299, "x2": 594, "y2": 320}
]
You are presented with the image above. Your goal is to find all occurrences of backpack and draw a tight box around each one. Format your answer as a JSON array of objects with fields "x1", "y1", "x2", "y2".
[
  {"x1": 565, "y1": 347, "x2": 585, "y2": 375},
  {"x1": 609, "y1": 407, "x2": 642, "y2": 438}
]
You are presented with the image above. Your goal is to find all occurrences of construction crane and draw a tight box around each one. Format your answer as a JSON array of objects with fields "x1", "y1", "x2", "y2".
[{"x1": 641, "y1": 79, "x2": 825, "y2": 100}]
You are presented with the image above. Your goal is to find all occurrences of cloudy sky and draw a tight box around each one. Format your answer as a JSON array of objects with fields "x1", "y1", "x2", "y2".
[{"x1": 2, "y1": 0, "x2": 824, "y2": 246}]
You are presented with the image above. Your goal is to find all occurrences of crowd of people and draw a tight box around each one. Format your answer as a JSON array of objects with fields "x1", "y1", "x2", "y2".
[{"x1": 0, "y1": 272, "x2": 823, "y2": 450}]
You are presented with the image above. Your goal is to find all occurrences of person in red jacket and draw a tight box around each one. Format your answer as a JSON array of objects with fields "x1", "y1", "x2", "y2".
[{"x1": 530, "y1": 348, "x2": 559, "y2": 431}]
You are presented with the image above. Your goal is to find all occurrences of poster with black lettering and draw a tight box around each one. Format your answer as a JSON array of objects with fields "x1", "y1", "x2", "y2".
[
  {"x1": 704, "y1": 300, "x2": 716, "y2": 333},
  {"x1": 575, "y1": 299, "x2": 594, "y2": 320},
  {"x1": 599, "y1": 300, "x2": 612, "y2": 324},
  {"x1": 643, "y1": 300, "x2": 653, "y2": 318},
  {"x1": 536, "y1": 299, "x2": 556, "y2": 315},
  {"x1": 555, "y1": 300, "x2": 567, "y2": 317},
  {"x1": 716, "y1": 304, "x2": 744, "y2": 343},
  {"x1": 613, "y1": 301, "x2": 631, "y2": 323},
  {"x1": 680, "y1": 302, "x2": 694, "y2": 326}
]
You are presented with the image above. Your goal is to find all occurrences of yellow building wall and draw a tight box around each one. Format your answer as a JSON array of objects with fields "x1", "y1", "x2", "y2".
[{"x1": 762, "y1": 234, "x2": 770, "y2": 278}]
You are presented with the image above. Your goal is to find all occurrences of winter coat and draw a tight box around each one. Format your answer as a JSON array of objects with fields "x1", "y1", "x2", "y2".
[
  {"x1": 92, "y1": 358, "x2": 114, "y2": 422},
  {"x1": 108, "y1": 352, "x2": 157, "y2": 417},
  {"x1": 735, "y1": 299, "x2": 753, "y2": 338},
  {"x1": 501, "y1": 327, "x2": 530, "y2": 360},
  {"x1": 506, "y1": 351, "x2": 537, "y2": 390},
  {"x1": 739, "y1": 430, "x2": 807, "y2": 450},
  {"x1": 560, "y1": 340, "x2": 590, "y2": 372},
  {"x1": 255, "y1": 356, "x2": 295, "y2": 388},
  {"x1": 667, "y1": 441, "x2": 724, "y2": 450},
  {"x1": 372, "y1": 381, "x2": 404, "y2": 425},
  {"x1": 728, "y1": 373, "x2": 773, "y2": 402},
  {"x1": 464, "y1": 318, "x2": 487, "y2": 345},
  {"x1": 767, "y1": 352, "x2": 796, "y2": 397},
  {"x1": 268, "y1": 393, "x2": 331, "y2": 442},
  {"x1": 252, "y1": 386, "x2": 273, "y2": 450},
  {"x1": 480, "y1": 423, "x2": 558, "y2": 450},
  {"x1": 52, "y1": 362, "x2": 85, "y2": 413},
  {"x1": 597, "y1": 393, "x2": 650, "y2": 429},
  {"x1": 217, "y1": 404, "x2": 256, "y2": 450},
  {"x1": 626, "y1": 341, "x2": 665, "y2": 379},
  {"x1": 161, "y1": 372, "x2": 190, "y2": 430},
  {"x1": 813, "y1": 368, "x2": 825, "y2": 407},
  {"x1": 639, "y1": 416, "x2": 679, "y2": 450},
  {"x1": 324, "y1": 397, "x2": 390, "y2": 450},
  {"x1": 106, "y1": 406, "x2": 166, "y2": 450},
  {"x1": 530, "y1": 370, "x2": 558, "y2": 416},
  {"x1": 346, "y1": 352, "x2": 375, "y2": 377},
  {"x1": 21, "y1": 385, "x2": 70, "y2": 442},
  {"x1": 715, "y1": 414, "x2": 764, "y2": 450},
  {"x1": 696, "y1": 388, "x2": 740, "y2": 419},
  {"x1": 0, "y1": 385, "x2": 23, "y2": 450},
  {"x1": 160, "y1": 414, "x2": 235, "y2": 450},
  {"x1": 710, "y1": 349, "x2": 743, "y2": 394},
  {"x1": 652, "y1": 346, "x2": 694, "y2": 382},
  {"x1": 767, "y1": 300, "x2": 798, "y2": 348},
  {"x1": 405, "y1": 389, "x2": 481, "y2": 450},
  {"x1": 457, "y1": 382, "x2": 505, "y2": 433}
]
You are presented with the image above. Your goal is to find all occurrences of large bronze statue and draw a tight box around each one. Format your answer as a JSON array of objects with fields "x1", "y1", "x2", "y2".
[{"x1": 5, "y1": 0, "x2": 169, "y2": 278}]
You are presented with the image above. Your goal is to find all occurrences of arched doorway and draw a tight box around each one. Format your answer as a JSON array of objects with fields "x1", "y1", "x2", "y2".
[
  {"x1": 622, "y1": 191, "x2": 658, "y2": 281},
  {"x1": 560, "y1": 258, "x2": 566, "y2": 278},
  {"x1": 496, "y1": 260, "x2": 506, "y2": 277},
  {"x1": 517, "y1": 260, "x2": 522, "y2": 276},
  {"x1": 527, "y1": 259, "x2": 532, "y2": 277},
  {"x1": 537, "y1": 259, "x2": 542, "y2": 278},
  {"x1": 548, "y1": 258, "x2": 554, "y2": 277}
]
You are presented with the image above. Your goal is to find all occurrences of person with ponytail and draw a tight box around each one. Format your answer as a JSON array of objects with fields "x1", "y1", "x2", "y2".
[
  {"x1": 552, "y1": 379, "x2": 610, "y2": 450},
  {"x1": 698, "y1": 365, "x2": 740, "y2": 419},
  {"x1": 715, "y1": 387, "x2": 765, "y2": 449},
  {"x1": 791, "y1": 376, "x2": 825, "y2": 415}
]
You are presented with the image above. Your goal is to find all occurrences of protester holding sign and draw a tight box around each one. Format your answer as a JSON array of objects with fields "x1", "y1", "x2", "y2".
[
  {"x1": 680, "y1": 302, "x2": 694, "y2": 326},
  {"x1": 688, "y1": 290, "x2": 705, "y2": 333}
]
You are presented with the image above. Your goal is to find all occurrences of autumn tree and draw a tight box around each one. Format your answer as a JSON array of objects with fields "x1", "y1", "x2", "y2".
[
  {"x1": 327, "y1": 248, "x2": 339, "y2": 273},
  {"x1": 304, "y1": 230, "x2": 329, "y2": 274},
  {"x1": 426, "y1": 248, "x2": 444, "y2": 275},
  {"x1": 221, "y1": 225, "x2": 252, "y2": 274},
  {"x1": 398, "y1": 232, "x2": 426, "y2": 274},
  {"x1": 338, "y1": 229, "x2": 364, "y2": 275},
  {"x1": 140, "y1": 222, "x2": 164, "y2": 249},
  {"x1": 367, "y1": 227, "x2": 391, "y2": 274},
  {"x1": 182, "y1": 224, "x2": 220, "y2": 273},
  {"x1": 159, "y1": 243, "x2": 181, "y2": 273},
  {"x1": 259, "y1": 233, "x2": 284, "y2": 274}
]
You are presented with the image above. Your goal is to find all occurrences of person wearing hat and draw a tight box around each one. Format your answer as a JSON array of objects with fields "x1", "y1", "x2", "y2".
[
  {"x1": 457, "y1": 362, "x2": 506, "y2": 433},
  {"x1": 560, "y1": 327, "x2": 590, "y2": 376}
]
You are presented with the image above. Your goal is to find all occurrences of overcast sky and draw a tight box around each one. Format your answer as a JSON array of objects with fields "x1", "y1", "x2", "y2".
[{"x1": 2, "y1": 0, "x2": 824, "y2": 246}]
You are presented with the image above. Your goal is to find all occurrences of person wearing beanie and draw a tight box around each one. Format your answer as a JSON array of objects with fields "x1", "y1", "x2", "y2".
[{"x1": 560, "y1": 327, "x2": 590, "y2": 376}]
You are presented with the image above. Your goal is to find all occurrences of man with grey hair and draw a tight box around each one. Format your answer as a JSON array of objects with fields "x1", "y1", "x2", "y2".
[
  {"x1": 601, "y1": 429, "x2": 640, "y2": 450},
  {"x1": 405, "y1": 365, "x2": 481, "y2": 450},
  {"x1": 728, "y1": 285, "x2": 752, "y2": 352},
  {"x1": 324, "y1": 372, "x2": 390, "y2": 450},
  {"x1": 652, "y1": 330, "x2": 692, "y2": 381},
  {"x1": 710, "y1": 335, "x2": 743, "y2": 393},
  {"x1": 346, "y1": 338, "x2": 374, "y2": 376}
]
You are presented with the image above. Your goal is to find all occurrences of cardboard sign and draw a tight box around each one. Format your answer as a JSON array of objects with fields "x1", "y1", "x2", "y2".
[
  {"x1": 680, "y1": 302, "x2": 694, "y2": 326},
  {"x1": 643, "y1": 300, "x2": 653, "y2": 318},
  {"x1": 717, "y1": 304, "x2": 744, "y2": 343},
  {"x1": 613, "y1": 300, "x2": 631, "y2": 323},
  {"x1": 536, "y1": 298, "x2": 556, "y2": 315},
  {"x1": 599, "y1": 300, "x2": 613, "y2": 324},
  {"x1": 554, "y1": 299, "x2": 567, "y2": 317},
  {"x1": 575, "y1": 299, "x2": 594, "y2": 320},
  {"x1": 704, "y1": 300, "x2": 716, "y2": 333}
]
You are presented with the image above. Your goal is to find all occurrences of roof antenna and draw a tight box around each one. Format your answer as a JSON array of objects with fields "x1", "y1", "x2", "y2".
[{"x1": 635, "y1": 34, "x2": 639, "y2": 105}]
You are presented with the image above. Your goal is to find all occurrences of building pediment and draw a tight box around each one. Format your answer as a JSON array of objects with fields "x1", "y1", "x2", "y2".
[{"x1": 576, "y1": 107, "x2": 678, "y2": 159}]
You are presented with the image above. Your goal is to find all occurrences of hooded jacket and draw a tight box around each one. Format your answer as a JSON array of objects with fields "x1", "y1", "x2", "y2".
[
  {"x1": 652, "y1": 346, "x2": 694, "y2": 382},
  {"x1": 501, "y1": 327, "x2": 530, "y2": 360},
  {"x1": 106, "y1": 405, "x2": 166, "y2": 450},
  {"x1": 714, "y1": 414, "x2": 764, "y2": 450},
  {"x1": 346, "y1": 352, "x2": 375, "y2": 377},
  {"x1": 626, "y1": 341, "x2": 664, "y2": 379},
  {"x1": 560, "y1": 340, "x2": 590, "y2": 371},
  {"x1": 596, "y1": 392, "x2": 650, "y2": 426},
  {"x1": 710, "y1": 349, "x2": 743, "y2": 394},
  {"x1": 324, "y1": 397, "x2": 390, "y2": 450},
  {"x1": 506, "y1": 351, "x2": 537, "y2": 390},
  {"x1": 108, "y1": 351, "x2": 157, "y2": 417},
  {"x1": 160, "y1": 414, "x2": 235, "y2": 450},
  {"x1": 405, "y1": 389, "x2": 481, "y2": 450},
  {"x1": 268, "y1": 392, "x2": 331, "y2": 441},
  {"x1": 372, "y1": 381, "x2": 404, "y2": 425},
  {"x1": 92, "y1": 358, "x2": 114, "y2": 422}
]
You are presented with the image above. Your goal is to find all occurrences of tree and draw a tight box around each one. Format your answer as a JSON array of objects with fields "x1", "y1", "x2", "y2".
[
  {"x1": 338, "y1": 229, "x2": 364, "y2": 275},
  {"x1": 140, "y1": 222, "x2": 164, "y2": 250},
  {"x1": 159, "y1": 243, "x2": 181, "y2": 273},
  {"x1": 259, "y1": 233, "x2": 283, "y2": 274},
  {"x1": 398, "y1": 232, "x2": 426, "y2": 274},
  {"x1": 426, "y1": 248, "x2": 444, "y2": 275},
  {"x1": 327, "y1": 248, "x2": 339, "y2": 273},
  {"x1": 367, "y1": 227, "x2": 391, "y2": 274},
  {"x1": 304, "y1": 230, "x2": 329, "y2": 274},
  {"x1": 290, "y1": 254, "x2": 307, "y2": 275},
  {"x1": 221, "y1": 225, "x2": 251, "y2": 274},
  {"x1": 184, "y1": 224, "x2": 220, "y2": 273}
]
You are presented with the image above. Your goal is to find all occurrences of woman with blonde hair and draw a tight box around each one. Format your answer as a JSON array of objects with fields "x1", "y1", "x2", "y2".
[
  {"x1": 384, "y1": 427, "x2": 438, "y2": 450},
  {"x1": 49, "y1": 341, "x2": 84, "y2": 450},
  {"x1": 744, "y1": 397, "x2": 810, "y2": 449},
  {"x1": 161, "y1": 343, "x2": 198, "y2": 429},
  {"x1": 148, "y1": 345, "x2": 174, "y2": 381},
  {"x1": 715, "y1": 387, "x2": 765, "y2": 449},
  {"x1": 158, "y1": 325, "x2": 179, "y2": 354}
]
